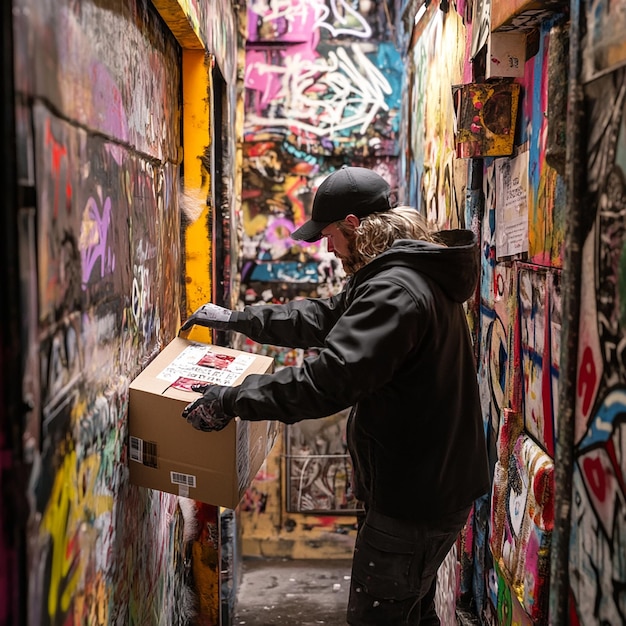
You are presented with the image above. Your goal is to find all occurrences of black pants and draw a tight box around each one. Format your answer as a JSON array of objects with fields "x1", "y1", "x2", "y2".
[{"x1": 346, "y1": 506, "x2": 470, "y2": 625}]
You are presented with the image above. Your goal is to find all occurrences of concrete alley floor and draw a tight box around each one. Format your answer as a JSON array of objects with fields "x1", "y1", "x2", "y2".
[{"x1": 233, "y1": 557, "x2": 353, "y2": 626}]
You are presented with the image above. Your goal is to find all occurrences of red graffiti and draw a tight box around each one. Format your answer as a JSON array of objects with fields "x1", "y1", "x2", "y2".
[
  {"x1": 582, "y1": 456, "x2": 606, "y2": 501},
  {"x1": 45, "y1": 118, "x2": 72, "y2": 218},
  {"x1": 568, "y1": 589, "x2": 582, "y2": 626},
  {"x1": 577, "y1": 346, "x2": 597, "y2": 417}
]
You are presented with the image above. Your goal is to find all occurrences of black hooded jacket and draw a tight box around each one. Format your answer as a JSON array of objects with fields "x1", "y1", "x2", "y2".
[{"x1": 221, "y1": 229, "x2": 490, "y2": 522}]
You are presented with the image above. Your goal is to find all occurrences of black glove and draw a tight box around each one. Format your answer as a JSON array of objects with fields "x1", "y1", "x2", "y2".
[
  {"x1": 180, "y1": 303, "x2": 233, "y2": 332},
  {"x1": 181, "y1": 384, "x2": 235, "y2": 432}
]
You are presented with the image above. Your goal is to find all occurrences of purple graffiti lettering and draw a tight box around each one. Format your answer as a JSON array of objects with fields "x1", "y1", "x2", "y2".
[{"x1": 80, "y1": 195, "x2": 116, "y2": 289}]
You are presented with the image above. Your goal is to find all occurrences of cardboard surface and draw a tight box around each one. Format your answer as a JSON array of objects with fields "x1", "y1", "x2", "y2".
[
  {"x1": 491, "y1": 0, "x2": 564, "y2": 33},
  {"x1": 486, "y1": 32, "x2": 526, "y2": 79},
  {"x1": 128, "y1": 337, "x2": 278, "y2": 508}
]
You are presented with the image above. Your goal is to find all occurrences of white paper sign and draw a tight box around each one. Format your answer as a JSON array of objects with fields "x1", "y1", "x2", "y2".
[{"x1": 495, "y1": 152, "x2": 529, "y2": 258}]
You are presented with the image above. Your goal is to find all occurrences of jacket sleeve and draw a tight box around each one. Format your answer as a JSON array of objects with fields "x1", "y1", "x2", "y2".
[
  {"x1": 222, "y1": 277, "x2": 429, "y2": 423},
  {"x1": 229, "y1": 291, "x2": 347, "y2": 349}
]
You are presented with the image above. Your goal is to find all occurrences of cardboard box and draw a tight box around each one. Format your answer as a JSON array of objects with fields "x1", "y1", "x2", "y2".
[
  {"x1": 486, "y1": 32, "x2": 526, "y2": 79},
  {"x1": 128, "y1": 337, "x2": 278, "y2": 508}
]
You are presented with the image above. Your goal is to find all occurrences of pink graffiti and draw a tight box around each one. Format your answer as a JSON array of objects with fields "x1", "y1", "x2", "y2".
[
  {"x1": 265, "y1": 217, "x2": 297, "y2": 247},
  {"x1": 248, "y1": 0, "x2": 371, "y2": 43},
  {"x1": 246, "y1": 44, "x2": 317, "y2": 107},
  {"x1": 248, "y1": 0, "x2": 321, "y2": 43},
  {"x1": 245, "y1": 45, "x2": 392, "y2": 136}
]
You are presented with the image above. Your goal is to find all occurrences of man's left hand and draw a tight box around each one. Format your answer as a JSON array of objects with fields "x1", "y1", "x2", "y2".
[{"x1": 182, "y1": 384, "x2": 234, "y2": 432}]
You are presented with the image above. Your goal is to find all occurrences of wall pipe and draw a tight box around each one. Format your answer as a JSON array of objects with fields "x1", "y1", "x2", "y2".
[{"x1": 549, "y1": 1, "x2": 586, "y2": 623}]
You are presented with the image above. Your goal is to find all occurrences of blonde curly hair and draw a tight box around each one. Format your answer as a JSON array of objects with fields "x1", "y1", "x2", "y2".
[{"x1": 337, "y1": 206, "x2": 442, "y2": 266}]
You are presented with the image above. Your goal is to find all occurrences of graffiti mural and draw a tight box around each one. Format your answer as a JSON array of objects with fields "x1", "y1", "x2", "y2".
[
  {"x1": 478, "y1": 161, "x2": 560, "y2": 623},
  {"x1": 239, "y1": 432, "x2": 358, "y2": 560},
  {"x1": 406, "y1": 8, "x2": 470, "y2": 227},
  {"x1": 490, "y1": 412, "x2": 553, "y2": 624},
  {"x1": 569, "y1": 66, "x2": 626, "y2": 625},
  {"x1": 243, "y1": 0, "x2": 402, "y2": 256},
  {"x1": 241, "y1": 0, "x2": 402, "y2": 308},
  {"x1": 479, "y1": 161, "x2": 517, "y2": 461},
  {"x1": 19, "y1": 0, "x2": 180, "y2": 163},
  {"x1": 285, "y1": 409, "x2": 360, "y2": 513},
  {"x1": 29, "y1": 92, "x2": 191, "y2": 622},
  {"x1": 246, "y1": 42, "x2": 399, "y2": 140},
  {"x1": 7, "y1": 0, "x2": 232, "y2": 621}
]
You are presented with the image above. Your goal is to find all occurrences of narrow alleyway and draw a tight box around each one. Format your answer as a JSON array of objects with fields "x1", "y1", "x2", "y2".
[
  {"x1": 5, "y1": 1, "x2": 626, "y2": 625},
  {"x1": 233, "y1": 558, "x2": 353, "y2": 626}
]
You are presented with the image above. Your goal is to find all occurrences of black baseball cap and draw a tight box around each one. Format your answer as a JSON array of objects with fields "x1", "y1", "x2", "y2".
[{"x1": 291, "y1": 166, "x2": 392, "y2": 243}]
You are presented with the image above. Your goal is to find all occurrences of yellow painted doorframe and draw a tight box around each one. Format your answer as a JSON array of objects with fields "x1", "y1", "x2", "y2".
[{"x1": 182, "y1": 48, "x2": 214, "y2": 344}]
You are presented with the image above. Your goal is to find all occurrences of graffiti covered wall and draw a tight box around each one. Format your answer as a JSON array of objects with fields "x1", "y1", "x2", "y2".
[
  {"x1": 479, "y1": 16, "x2": 566, "y2": 626},
  {"x1": 404, "y1": 0, "x2": 626, "y2": 623},
  {"x1": 237, "y1": 0, "x2": 404, "y2": 557},
  {"x1": 242, "y1": 0, "x2": 402, "y2": 300},
  {"x1": 401, "y1": 0, "x2": 568, "y2": 623},
  {"x1": 12, "y1": 0, "x2": 188, "y2": 621},
  {"x1": 568, "y1": 0, "x2": 626, "y2": 619},
  {"x1": 9, "y1": 0, "x2": 239, "y2": 623},
  {"x1": 404, "y1": 3, "x2": 470, "y2": 227}
]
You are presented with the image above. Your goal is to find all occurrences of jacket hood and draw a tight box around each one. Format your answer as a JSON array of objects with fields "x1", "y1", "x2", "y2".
[{"x1": 356, "y1": 229, "x2": 480, "y2": 303}]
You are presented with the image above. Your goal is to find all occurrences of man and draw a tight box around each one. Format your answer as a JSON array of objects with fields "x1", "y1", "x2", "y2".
[{"x1": 180, "y1": 166, "x2": 490, "y2": 625}]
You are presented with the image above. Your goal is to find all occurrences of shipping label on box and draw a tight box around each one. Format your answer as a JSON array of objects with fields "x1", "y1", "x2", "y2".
[
  {"x1": 156, "y1": 343, "x2": 257, "y2": 389},
  {"x1": 128, "y1": 337, "x2": 278, "y2": 508}
]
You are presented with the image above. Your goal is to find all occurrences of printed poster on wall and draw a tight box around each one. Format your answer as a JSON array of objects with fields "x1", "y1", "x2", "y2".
[{"x1": 495, "y1": 152, "x2": 529, "y2": 258}]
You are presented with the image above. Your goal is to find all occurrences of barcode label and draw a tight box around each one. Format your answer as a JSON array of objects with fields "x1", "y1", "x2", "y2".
[
  {"x1": 171, "y1": 471, "x2": 196, "y2": 488},
  {"x1": 129, "y1": 436, "x2": 142, "y2": 462},
  {"x1": 129, "y1": 437, "x2": 158, "y2": 468},
  {"x1": 143, "y1": 441, "x2": 158, "y2": 468}
]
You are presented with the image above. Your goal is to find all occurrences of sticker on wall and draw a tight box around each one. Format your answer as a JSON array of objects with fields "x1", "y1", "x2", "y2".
[{"x1": 453, "y1": 82, "x2": 520, "y2": 158}]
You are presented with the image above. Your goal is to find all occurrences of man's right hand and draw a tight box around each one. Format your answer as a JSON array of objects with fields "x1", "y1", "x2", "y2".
[{"x1": 180, "y1": 303, "x2": 234, "y2": 332}]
